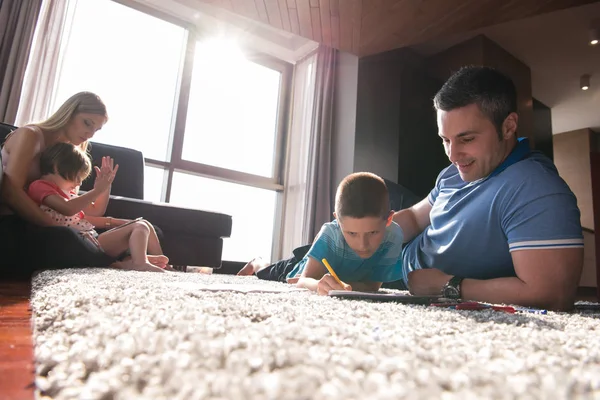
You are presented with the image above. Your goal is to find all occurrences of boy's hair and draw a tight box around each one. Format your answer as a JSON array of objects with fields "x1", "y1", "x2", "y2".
[
  {"x1": 433, "y1": 66, "x2": 517, "y2": 138},
  {"x1": 39, "y1": 142, "x2": 92, "y2": 182},
  {"x1": 335, "y1": 172, "x2": 390, "y2": 219}
]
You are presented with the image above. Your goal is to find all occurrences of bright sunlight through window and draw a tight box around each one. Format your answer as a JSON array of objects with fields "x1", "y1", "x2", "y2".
[
  {"x1": 52, "y1": 0, "x2": 186, "y2": 161},
  {"x1": 182, "y1": 39, "x2": 281, "y2": 177},
  {"x1": 52, "y1": 1, "x2": 286, "y2": 263}
]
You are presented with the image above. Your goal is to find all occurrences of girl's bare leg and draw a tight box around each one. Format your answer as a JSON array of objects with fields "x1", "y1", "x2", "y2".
[
  {"x1": 140, "y1": 220, "x2": 164, "y2": 255},
  {"x1": 98, "y1": 222, "x2": 163, "y2": 272},
  {"x1": 141, "y1": 220, "x2": 171, "y2": 269}
]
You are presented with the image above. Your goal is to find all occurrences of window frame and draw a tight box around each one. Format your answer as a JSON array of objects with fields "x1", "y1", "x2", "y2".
[
  {"x1": 142, "y1": 28, "x2": 293, "y2": 200},
  {"x1": 110, "y1": 0, "x2": 294, "y2": 261}
]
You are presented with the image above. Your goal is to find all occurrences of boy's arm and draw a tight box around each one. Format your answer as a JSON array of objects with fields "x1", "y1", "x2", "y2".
[{"x1": 297, "y1": 257, "x2": 351, "y2": 295}]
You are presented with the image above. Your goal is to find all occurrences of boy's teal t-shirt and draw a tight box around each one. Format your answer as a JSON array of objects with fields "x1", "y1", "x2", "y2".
[{"x1": 286, "y1": 219, "x2": 404, "y2": 283}]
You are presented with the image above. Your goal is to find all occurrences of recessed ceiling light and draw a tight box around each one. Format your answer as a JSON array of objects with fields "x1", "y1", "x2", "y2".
[
  {"x1": 591, "y1": 25, "x2": 599, "y2": 45},
  {"x1": 581, "y1": 74, "x2": 591, "y2": 90}
]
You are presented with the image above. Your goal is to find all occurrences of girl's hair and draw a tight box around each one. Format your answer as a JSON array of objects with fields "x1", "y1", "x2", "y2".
[
  {"x1": 34, "y1": 92, "x2": 107, "y2": 152},
  {"x1": 39, "y1": 142, "x2": 92, "y2": 183}
]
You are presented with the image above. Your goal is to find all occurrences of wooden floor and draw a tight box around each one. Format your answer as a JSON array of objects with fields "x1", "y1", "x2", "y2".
[
  {"x1": 0, "y1": 281, "x2": 34, "y2": 400},
  {"x1": 0, "y1": 280, "x2": 597, "y2": 400}
]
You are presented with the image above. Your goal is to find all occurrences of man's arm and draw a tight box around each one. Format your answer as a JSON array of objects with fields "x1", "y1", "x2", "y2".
[
  {"x1": 462, "y1": 247, "x2": 583, "y2": 311},
  {"x1": 392, "y1": 197, "x2": 432, "y2": 243},
  {"x1": 407, "y1": 247, "x2": 583, "y2": 311}
]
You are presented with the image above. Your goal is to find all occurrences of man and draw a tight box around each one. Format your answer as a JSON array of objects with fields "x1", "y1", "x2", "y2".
[
  {"x1": 395, "y1": 66, "x2": 583, "y2": 311},
  {"x1": 240, "y1": 66, "x2": 583, "y2": 312}
]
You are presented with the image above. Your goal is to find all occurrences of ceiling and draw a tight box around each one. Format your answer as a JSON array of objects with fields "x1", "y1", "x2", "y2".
[
  {"x1": 411, "y1": 2, "x2": 600, "y2": 134},
  {"x1": 182, "y1": 0, "x2": 598, "y2": 56},
  {"x1": 133, "y1": 0, "x2": 319, "y2": 63},
  {"x1": 138, "y1": 0, "x2": 599, "y2": 135}
]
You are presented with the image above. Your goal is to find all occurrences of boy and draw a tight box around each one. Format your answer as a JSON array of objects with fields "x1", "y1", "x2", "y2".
[{"x1": 239, "y1": 172, "x2": 404, "y2": 295}]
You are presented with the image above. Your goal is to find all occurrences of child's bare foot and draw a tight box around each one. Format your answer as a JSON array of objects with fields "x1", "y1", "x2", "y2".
[
  {"x1": 148, "y1": 254, "x2": 169, "y2": 268},
  {"x1": 237, "y1": 257, "x2": 270, "y2": 276},
  {"x1": 111, "y1": 260, "x2": 165, "y2": 273}
]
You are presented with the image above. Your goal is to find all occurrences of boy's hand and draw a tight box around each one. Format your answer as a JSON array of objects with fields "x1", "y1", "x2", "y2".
[
  {"x1": 94, "y1": 156, "x2": 119, "y2": 192},
  {"x1": 316, "y1": 274, "x2": 352, "y2": 295}
]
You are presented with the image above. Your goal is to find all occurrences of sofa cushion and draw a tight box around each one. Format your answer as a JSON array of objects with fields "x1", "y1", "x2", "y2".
[{"x1": 105, "y1": 196, "x2": 232, "y2": 238}]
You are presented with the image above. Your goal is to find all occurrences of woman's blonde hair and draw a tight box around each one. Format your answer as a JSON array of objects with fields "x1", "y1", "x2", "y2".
[{"x1": 34, "y1": 92, "x2": 107, "y2": 152}]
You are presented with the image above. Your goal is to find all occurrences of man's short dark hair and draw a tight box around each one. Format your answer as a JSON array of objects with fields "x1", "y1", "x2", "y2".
[
  {"x1": 433, "y1": 66, "x2": 517, "y2": 136},
  {"x1": 335, "y1": 172, "x2": 390, "y2": 219}
]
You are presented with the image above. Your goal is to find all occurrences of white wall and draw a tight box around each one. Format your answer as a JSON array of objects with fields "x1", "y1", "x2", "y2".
[{"x1": 331, "y1": 51, "x2": 359, "y2": 202}]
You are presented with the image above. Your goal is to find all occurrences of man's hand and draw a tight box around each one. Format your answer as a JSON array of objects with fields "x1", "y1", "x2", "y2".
[
  {"x1": 407, "y1": 268, "x2": 451, "y2": 296},
  {"x1": 316, "y1": 274, "x2": 352, "y2": 296}
]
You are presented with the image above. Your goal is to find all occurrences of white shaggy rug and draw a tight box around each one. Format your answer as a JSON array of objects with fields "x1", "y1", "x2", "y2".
[{"x1": 31, "y1": 269, "x2": 600, "y2": 400}]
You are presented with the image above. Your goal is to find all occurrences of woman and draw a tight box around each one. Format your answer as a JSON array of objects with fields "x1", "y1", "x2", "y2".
[{"x1": 0, "y1": 92, "x2": 163, "y2": 278}]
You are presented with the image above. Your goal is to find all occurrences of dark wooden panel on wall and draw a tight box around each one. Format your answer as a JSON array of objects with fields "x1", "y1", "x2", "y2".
[
  {"x1": 398, "y1": 64, "x2": 447, "y2": 199},
  {"x1": 354, "y1": 48, "x2": 446, "y2": 198},
  {"x1": 425, "y1": 35, "x2": 534, "y2": 147},
  {"x1": 533, "y1": 98, "x2": 553, "y2": 160},
  {"x1": 187, "y1": 0, "x2": 597, "y2": 56},
  {"x1": 354, "y1": 49, "x2": 406, "y2": 182}
]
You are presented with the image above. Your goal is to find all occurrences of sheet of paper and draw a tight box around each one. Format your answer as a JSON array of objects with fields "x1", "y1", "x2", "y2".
[{"x1": 169, "y1": 282, "x2": 309, "y2": 294}]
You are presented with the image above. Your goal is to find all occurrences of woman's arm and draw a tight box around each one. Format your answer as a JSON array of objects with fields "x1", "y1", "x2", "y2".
[
  {"x1": 84, "y1": 215, "x2": 130, "y2": 228},
  {"x1": 2, "y1": 128, "x2": 55, "y2": 226}
]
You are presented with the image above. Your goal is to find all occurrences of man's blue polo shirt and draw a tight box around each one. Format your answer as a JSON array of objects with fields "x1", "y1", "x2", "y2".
[{"x1": 401, "y1": 138, "x2": 584, "y2": 282}]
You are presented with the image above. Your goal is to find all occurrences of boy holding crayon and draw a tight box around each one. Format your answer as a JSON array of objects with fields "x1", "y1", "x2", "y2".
[{"x1": 239, "y1": 172, "x2": 405, "y2": 295}]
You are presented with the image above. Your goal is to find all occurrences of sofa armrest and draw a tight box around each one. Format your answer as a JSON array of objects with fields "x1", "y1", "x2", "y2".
[{"x1": 104, "y1": 195, "x2": 232, "y2": 238}]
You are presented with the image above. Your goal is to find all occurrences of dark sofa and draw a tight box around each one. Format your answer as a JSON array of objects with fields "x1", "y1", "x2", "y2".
[{"x1": 0, "y1": 122, "x2": 232, "y2": 269}]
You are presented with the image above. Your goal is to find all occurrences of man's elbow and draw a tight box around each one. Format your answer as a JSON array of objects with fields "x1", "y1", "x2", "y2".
[{"x1": 537, "y1": 288, "x2": 577, "y2": 312}]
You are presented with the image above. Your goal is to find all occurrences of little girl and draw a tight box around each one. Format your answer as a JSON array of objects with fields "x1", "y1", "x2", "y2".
[{"x1": 27, "y1": 142, "x2": 169, "y2": 272}]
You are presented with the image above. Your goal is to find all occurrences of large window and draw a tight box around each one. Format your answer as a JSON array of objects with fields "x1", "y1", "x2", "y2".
[
  {"x1": 51, "y1": 0, "x2": 292, "y2": 263},
  {"x1": 182, "y1": 39, "x2": 282, "y2": 178},
  {"x1": 53, "y1": 0, "x2": 186, "y2": 162}
]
